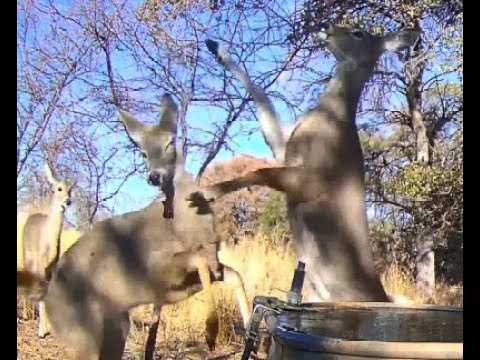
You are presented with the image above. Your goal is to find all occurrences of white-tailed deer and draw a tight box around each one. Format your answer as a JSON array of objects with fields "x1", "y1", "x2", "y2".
[
  {"x1": 33, "y1": 94, "x2": 249, "y2": 360},
  {"x1": 195, "y1": 24, "x2": 420, "y2": 302},
  {"x1": 20, "y1": 163, "x2": 75, "y2": 338}
]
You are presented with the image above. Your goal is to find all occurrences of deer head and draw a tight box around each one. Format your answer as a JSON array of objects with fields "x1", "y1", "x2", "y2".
[
  {"x1": 312, "y1": 23, "x2": 420, "y2": 69},
  {"x1": 117, "y1": 93, "x2": 179, "y2": 188},
  {"x1": 45, "y1": 162, "x2": 75, "y2": 212}
]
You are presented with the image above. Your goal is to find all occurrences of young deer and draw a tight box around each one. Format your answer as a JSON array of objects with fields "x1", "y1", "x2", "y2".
[
  {"x1": 193, "y1": 23, "x2": 420, "y2": 302},
  {"x1": 20, "y1": 163, "x2": 75, "y2": 338},
  {"x1": 34, "y1": 94, "x2": 249, "y2": 360}
]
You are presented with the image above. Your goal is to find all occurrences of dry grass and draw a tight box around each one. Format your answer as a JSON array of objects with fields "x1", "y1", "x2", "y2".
[
  {"x1": 381, "y1": 264, "x2": 417, "y2": 302},
  {"x1": 431, "y1": 282, "x2": 463, "y2": 307},
  {"x1": 380, "y1": 263, "x2": 463, "y2": 307}
]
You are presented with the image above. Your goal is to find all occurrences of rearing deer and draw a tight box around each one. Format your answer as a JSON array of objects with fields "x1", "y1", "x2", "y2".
[
  {"x1": 29, "y1": 94, "x2": 250, "y2": 360},
  {"x1": 20, "y1": 162, "x2": 75, "y2": 338},
  {"x1": 193, "y1": 23, "x2": 420, "y2": 302}
]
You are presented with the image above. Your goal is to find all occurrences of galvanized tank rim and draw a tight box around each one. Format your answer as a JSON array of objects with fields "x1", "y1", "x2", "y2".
[
  {"x1": 265, "y1": 313, "x2": 463, "y2": 359},
  {"x1": 289, "y1": 301, "x2": 463, "y2": 313}
]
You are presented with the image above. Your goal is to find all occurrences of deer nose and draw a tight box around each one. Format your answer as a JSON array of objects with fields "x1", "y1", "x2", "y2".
[
  {"x1": 318, "y1": 22, "x2": 332, "y2": 33},
  {"x1": 148, "y1": 171, "x2": 162, "y2": 186},
  {"x1": 66, "y1": 199, "x2": 72, "y2": 206}
]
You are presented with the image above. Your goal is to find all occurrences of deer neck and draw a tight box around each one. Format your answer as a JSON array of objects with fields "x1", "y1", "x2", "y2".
[
  {"x1": 45, "y1": 201, "x2": 65, "y2": 243},
  {"x1": 40, "y1": 200, "x2": 65, "y2": 269},
  {"x1": 317, "y1": 61, "x2": 375, "y2": 124}
]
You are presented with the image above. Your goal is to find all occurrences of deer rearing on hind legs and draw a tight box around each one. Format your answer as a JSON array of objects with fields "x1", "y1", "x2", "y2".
[
  {"x1": 30, "y1": 94, "x2": 249, "y2": 360},
  {"x1": 20, "y1": 162, "x2": 75, "y2": 338},
  {"x1": 193, "y1": 23, "x2": 420, "y2": 303}
]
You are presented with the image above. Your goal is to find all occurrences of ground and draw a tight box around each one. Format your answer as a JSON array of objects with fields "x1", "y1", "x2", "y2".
[
  {"x1": 17, "y1": 319, "x2": 73, "y2": 360},
  {"x1": 17, "y1": 316, "x2": 256, "y2": 360}
]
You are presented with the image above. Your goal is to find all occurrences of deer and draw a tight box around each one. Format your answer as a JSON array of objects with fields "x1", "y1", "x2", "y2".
[
  {"x1": 19, "y1": 163, "x2": 75, "y2": 338},
  {"x1": 189, "y1": 23, "x2": 420, "y2": 303},
  {"x1": 18, "y1": 224, "x2": 83, "y2": 320},
  {"x1": 27, "y1": 94, "x2": 250, "y2": 360},
  {"x1": 17, "y1": 270, "x2": 49, "y2": 301}
]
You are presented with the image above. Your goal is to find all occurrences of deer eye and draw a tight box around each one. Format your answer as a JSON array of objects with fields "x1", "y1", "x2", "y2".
[
  {"x1": 351, "y1": 30, "x2": 365, "y2": 39},
  {"x1": 57, "y1": 187, "x2": 63, "y2": 192}
]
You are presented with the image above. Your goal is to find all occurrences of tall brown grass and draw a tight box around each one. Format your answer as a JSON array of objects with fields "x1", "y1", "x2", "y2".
[{"x1": 381, "y1": 264, "x2": 463, "y2": 307}]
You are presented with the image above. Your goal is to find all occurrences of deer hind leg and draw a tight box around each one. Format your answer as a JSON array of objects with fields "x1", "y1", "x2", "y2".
[
  {"x1": 191, "y1": 254, "x2": 219, "y2": 351},
  {"x1": 188, "y1": 167, "x2": 313, "y2": 205},
  {"x1": 144, "y1": 305, "x2": 161, "y2": 360},
  {"x1": 45, "y1": 282, "x2": 105, "y2": 360}
]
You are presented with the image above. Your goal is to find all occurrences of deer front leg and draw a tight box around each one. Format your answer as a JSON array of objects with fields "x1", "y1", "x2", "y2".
[
  {"x1": 216, "y1": 247, "x2": 250, "y2": 330},
  {"x1": 222, "y1": 266, "x2": 250, "y2": 329},
  {"x1": 37, "y1": 300, "x2": 51, "y2": 338},
  {"x1": 187, "y1": 167, "x2": 321, "y2": 205},
  {"x1": 22, "y1": 298, "x2": 32, "y2": 320},
  {"x1": 205, "y1": 39, "x2": 285, "y2": 162}
]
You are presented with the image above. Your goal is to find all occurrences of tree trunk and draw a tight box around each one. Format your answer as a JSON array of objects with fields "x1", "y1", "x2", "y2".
[
  {"x1": 404, "y1": 31, "x2": 436, "y2": 298},
  {"x1": 415, "y1": 234, "x2": 435, "y2": 299},
  {"x1": 411, "y1": 109, "x2": 430, "y2": 164}
]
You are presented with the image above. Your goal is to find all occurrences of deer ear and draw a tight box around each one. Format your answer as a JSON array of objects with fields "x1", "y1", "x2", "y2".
[
  {"x1": 382, "y1": 29, "x2": 421, "y2": 52},
  {"x1": 117, "y1": 109, "x2": 145, "y2": 146},
  {"x1": 44, "y1": 162, "x2": 58, "y2": 185},
  {"x1": 70, "y1": 180, "x2": 78, "y2": 190},
  {"x1": 158, "y1": 93, "x2": 179, "y2": 135}
]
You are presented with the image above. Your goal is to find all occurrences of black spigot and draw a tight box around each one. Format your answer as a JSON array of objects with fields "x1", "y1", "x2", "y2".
[{"x1": 286, "y1": 261, "x2": 305, "y2": 305}]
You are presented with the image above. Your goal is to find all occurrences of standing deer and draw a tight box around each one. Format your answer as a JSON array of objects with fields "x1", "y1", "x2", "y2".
[
  {"x1": 20, "y1": 163, "x2": 75, "y2": 338},
  {"x1": 29, "y1": 94, "x2": 250, "y2": 360},
  {"x1": 192, "y1": 23, "x2": 420, "y2": 302}
]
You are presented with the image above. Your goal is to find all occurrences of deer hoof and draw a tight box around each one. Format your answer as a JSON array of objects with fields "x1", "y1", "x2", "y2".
[{"x1": 38, "y1": 326, "x2": 50, "y2": 338}]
